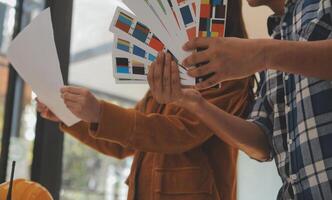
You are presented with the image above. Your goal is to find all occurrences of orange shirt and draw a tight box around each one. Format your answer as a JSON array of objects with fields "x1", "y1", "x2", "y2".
[{"x1": 61, "y1": 78, "x2": 253, "y2": 200}]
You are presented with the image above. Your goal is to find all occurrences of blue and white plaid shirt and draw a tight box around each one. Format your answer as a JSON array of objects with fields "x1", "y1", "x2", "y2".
[{"x1": 248, "y1": 0, "x2": 332, "y2": 199}]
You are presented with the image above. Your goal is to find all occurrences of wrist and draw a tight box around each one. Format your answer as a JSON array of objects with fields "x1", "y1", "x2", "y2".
[
  {"x1": 178, "y1": 91, "x2": 204, "y2": 112},
  {"x1": 193, "y1": 96, "x2": 210, "y2": 113},
  {"x1": 92, "y1": 100, "x2": 102, "y2": 123},
  {"x1": 253, "y1": 39, "x2": 274, "y2": 71},
  {"x1": 261, "y1": 39, "x2": 279, "y2": 71}
]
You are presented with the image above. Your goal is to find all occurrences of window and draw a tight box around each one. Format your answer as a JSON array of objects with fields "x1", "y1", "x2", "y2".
[
  {"x1": 0, "y1": 0, "x2": 45, "y2": 181},
  {"x1": 0, "y1": 0, "x2": 14, "y2": 153},
  {"x1": 0, "y1": 61, "x2": 8, "y2": 150},
  {"x1": 237, "y1": 152, "x2": 282, "y2": 200},
  {"x1": 61, "y1": 0, "x2": 148, "y2": 199}
]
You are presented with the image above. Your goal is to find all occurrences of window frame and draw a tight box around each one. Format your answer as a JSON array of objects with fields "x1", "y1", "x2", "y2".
[{"x1": 0, "y1": 0, "x2": 73, "y2": 199}]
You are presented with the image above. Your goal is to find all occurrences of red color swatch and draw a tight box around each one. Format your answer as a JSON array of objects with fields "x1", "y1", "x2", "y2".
[
  {"x1": 186, "y1": 27, "x2": 196, "y2": 40},
  {"x1": 115, "y1": 21, "x2": 131, "y2": 33},
  {"x1": 149, "y1": 36, "x2": 164, "y2": 51},
  {"x1": 200, "y1": 4, "x2": 211, "y2": 18},
  {"x1": 211, "y1": 23, "x2": 224, "y2": 34}
]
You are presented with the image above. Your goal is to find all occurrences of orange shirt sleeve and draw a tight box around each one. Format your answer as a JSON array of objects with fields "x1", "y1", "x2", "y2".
[
  {"x1": 60, "y1": 121, "x2": 134, "y2": 159},
  {"x1": 88, "y1": 100, "x2": 215, "y2": 154}
]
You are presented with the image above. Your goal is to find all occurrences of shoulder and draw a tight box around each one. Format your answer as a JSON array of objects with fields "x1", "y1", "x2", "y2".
[
  {"x1": 290, "y1": 0, "x2": 332, "y2": 40},
  {"x1": 293, "y1": 0, "x2": 331, "y2": 21}
]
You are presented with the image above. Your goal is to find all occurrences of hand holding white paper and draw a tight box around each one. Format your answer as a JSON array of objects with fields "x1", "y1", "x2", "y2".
[{"x1": 7, "y1": 8, "x2": 80, "y2": 126}]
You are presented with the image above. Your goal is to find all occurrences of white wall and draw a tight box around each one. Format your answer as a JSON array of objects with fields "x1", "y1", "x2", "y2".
[
  {"x1": 237, "y1": 2, "x2": 282, "y2": 200},
  {"x1": 242, "y1": 2, "x2": 273, "y2": 39}
]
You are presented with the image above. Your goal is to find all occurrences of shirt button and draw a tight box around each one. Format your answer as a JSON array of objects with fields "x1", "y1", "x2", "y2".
[{"x1": 282, "y1": 22, "x2": 288, "y2": 27}]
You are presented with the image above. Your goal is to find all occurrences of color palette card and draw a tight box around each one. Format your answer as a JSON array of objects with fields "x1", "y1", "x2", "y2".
[
  {"x1": 113, "y1": 36, "x2": 191, "y2": 79},
  {"x1": 170, "y1": 0, "x2": 198, "y2": 41},
  {"x1": 110, "y1": 10, "x2": 165, "y2": 52},
  {"x1": 120, "y1": 0, "x2": 191, "y2": 65},
  {"x1": 109, "y1": 0, "x2": 228, "y2": 86},
  {"x1": 110, "y1": 7, "x2": 195, "y2": 85}
]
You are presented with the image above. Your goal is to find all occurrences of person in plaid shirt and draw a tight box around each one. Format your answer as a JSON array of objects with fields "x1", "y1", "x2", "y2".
[{"x1": 147, "y1": 0, "x2": 332, "y2": 199}]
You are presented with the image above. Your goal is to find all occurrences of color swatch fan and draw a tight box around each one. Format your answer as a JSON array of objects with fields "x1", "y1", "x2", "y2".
[{"x1": 109, "y1": 0, "x2": 228, "y2": 85}]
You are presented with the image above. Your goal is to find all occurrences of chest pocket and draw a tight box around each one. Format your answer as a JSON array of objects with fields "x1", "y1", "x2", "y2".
[{"x1": 153, "y1": 167, "x2": 215, "y2": 200}]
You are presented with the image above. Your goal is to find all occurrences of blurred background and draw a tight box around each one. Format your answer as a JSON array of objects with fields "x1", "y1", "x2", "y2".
[{"x1": 0, "y1": 0, "x2": 281, "y2": 199}]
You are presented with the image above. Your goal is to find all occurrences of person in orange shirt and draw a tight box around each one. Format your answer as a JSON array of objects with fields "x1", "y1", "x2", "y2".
[{"x1": 37, "y1": 1, "x2": 253, "y2": 199}]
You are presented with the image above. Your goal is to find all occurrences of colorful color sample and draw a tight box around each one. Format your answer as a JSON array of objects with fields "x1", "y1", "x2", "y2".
[
  {"x1": 132, "y1": 60, "x2": 145, "y2": 75},
  {"x1": 117, "y1": 39, "x2": 130, "y2": 52},
  {"x1": 116, "y1": 58, "x2": 129, "y2": 74},
  {"x1": 115, "y1": 12, "x2": 133, "y2": 33},
  {"x1": 186, "y1": 26, "x2": 196, "y2": 40},
  {"x1": 180, "y1": 5, "x2": 194, "y2": 26},
  {"x1": 149, "y1": 35, "x2": 164, "y2": 51},
  {"x1": 199, "y1": 0, "x2": 227, "y2": 38},
  {"x1": 148, "y1": 54, "x2": 156, "y2": 61},
  {"x1": 133, "y1": 45, "x2": 146, "y2": 58},
  {"x1": 114, "y1": 11, "x2": 166, "y2": 54},
  {"x1": 115, "y1": 37, "x2": 159, "y2": 63},
  {"x1": 211, "y1": 19, "x2": 224, "y2": 36},
  {"x1": 132, "y1": 22, "x2": 150, "y2": 42}
]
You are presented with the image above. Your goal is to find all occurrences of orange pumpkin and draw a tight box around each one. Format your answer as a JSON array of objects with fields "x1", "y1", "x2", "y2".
[{"x1": 0, "y1": 179, "x2": 53, "y2": 200}]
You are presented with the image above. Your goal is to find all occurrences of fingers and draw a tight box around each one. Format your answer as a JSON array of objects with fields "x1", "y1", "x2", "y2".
[
  {"x1": 44, "y1": 109, "x2": 56, "y2": 119},
  {"x1": 40, "y1": 108, "x2": 60, "y2": 122},
  {"x1": 187, "y1": 62, "x2": 217, "y2": 78},
  {"x1": 153, "y1": 52, "x2": 165, "y2": 99},
  {"x1": 163, "y1": 53, "x2": 172, "y2": 99},
  {"x1": 183, "y1": 37, "x2": 211, "y2": 51},
  {"x1": 61, "y1": 86, "x2": 90, "y2": 109},
  {"x1": 40, "y1": 110, "x2": 50, "y2": 119},
  {"x1": 61, "y1": 92, "x2": 83, "y2": 103},
  {"x1": 36, "y1": 101, "x2": 47, "y2": 112},
  {"x1": 36, "y1": 101, "x2": 57, "y2": 121},
  {"x1": 171, "y1": 61, "x2": 182, "y2": 98},
  {"x1": 61, "y1": 86, "x2": 88, "y2": 95},
  {"x1": 65, "y1": 101, "x2": 81, "y2": 110},
  {"x1": 147, "y1": 62, "x2": 155, "y2": 94},
  {"x1": 183, "y1": 50, "x2": 210, "y2": 68}
]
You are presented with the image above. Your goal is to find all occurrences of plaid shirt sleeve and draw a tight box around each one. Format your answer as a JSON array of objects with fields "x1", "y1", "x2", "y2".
[{"x1": 247, "y1": 73, "x2": 275, "y2": 161}]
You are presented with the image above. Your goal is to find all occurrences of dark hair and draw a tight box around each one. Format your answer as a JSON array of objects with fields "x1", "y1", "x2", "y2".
[
  {"x1": 225, "y1": 0, "x2": 256, "y2": 108},
  {"x1": 225, "y1": 0, "x2": 248, "y2": 39}
]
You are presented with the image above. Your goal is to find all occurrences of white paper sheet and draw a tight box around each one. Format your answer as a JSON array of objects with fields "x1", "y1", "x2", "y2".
[{"x1": 7, "y1": 8, "x2": 80, "y2": 126}]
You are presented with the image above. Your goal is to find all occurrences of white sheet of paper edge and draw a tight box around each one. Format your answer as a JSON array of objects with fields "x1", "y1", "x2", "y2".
[{"x1": 7, "y1": 8, "x2": 80, "y2": 126}]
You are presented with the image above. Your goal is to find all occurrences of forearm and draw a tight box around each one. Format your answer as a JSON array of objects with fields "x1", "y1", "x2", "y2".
[
  {"x1": 60, "y1": 122, "x2": 134, "y2": 159},
  {"x1": 265, "y1": 39, "x2": 332, "y2": 79},
  {"x1": 92, "y1": 101, "x2": 213, "y2": 154},
  {"x1": 186, "y1": 98, "x2": 271, "y2": 161}
]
